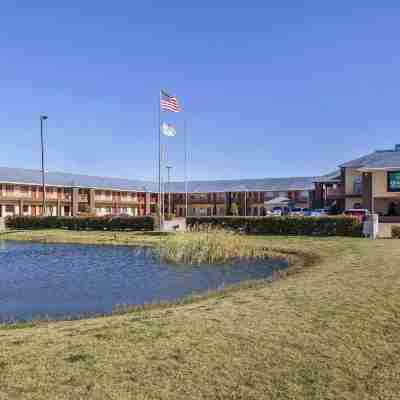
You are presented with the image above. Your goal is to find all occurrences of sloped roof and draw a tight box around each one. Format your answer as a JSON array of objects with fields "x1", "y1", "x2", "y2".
[
  {"x1": 0, "y1": 167, "x2": 155, "y2": 192},
  {"x1": 340, "y1": 150, "x2": 400, "y2": 169},
  {"x1": 0, "y1": 166, "x2": 317, "y2": 193},
  {"x1": 166, "y1": 177, "x2": 316, "y2": 193},
  {"x1": 313, "y1": 170, "x2": 341, "y2": 183}
]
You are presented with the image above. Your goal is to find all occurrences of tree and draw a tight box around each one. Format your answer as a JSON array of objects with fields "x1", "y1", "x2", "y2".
[{"x1": 231, "y1": 202, "x2": 239, "y2": 216}]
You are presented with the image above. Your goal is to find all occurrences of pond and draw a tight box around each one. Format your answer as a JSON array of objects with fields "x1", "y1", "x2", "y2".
[{"x1": 0, "y1": 241, "x2": 288, "y2": 322}]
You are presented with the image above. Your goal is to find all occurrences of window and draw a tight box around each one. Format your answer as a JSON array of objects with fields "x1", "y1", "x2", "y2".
[
  {"x1": 20, "y1": 186, "x2": 29, "y2": 193},
  {"x1": 353, "y1": 176, "x2": 362, "y2": 194},
  {"x1": 191, "y1": 193, "x2": 208, "y2": 201},
  {"x1": 299, "y1": 190, "x2": 309, "y2": 199},
  {"x1": 5, "y1": 205, "x2": 14, "y2": 213},
  {"x1": 6, "y1": 185, "x2": 14, "y2": 192},
  {"x1": 23, "y1": 205, "x2": 29, "y2": 213},
  {"x1": 388, "y1": 171, "x2": 400, "y2": 192},
  {"x1": 95, "y1": 190, "x2": 102, "y2": 196},
  {"x1": 216, "y1": 193, "x2": 225, "y2": 201}
]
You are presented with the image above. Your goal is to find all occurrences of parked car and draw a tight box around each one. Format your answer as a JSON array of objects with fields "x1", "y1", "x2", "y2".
[
  {"x1": 344, "y1": 209, "x2": 370, "y2": 223},
  {"x1": 289, "y1": 207, "x2": 303, "y2": 216},
  {"x1": 269, "y1": 206, "x2": 290, "y2": 216}
]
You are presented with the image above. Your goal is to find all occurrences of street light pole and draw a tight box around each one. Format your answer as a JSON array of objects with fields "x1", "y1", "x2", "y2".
[
  {"x1": 166, "y1": 165, "x2": 172, "y2": 215},
  {"x1": 40, "y1": 115, "x2": 48, "y2": 216}
]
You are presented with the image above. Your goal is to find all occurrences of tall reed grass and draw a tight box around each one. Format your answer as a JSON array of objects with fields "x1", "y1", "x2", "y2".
[{"x1": 160, "y1": 228, "x2": 272, "y2": 265}]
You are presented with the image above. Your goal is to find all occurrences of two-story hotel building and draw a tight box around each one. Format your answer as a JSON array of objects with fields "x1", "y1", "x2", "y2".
[
  {"x1": 314, "y1": 145, "x2": 400, "y2": 227},
  {"x1": 0, "y1": 167, "x2": 315, "y2": 218}
]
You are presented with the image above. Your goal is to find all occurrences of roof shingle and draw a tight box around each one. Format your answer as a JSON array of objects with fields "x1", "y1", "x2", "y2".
[{"x1": 0, "y1": 166, "x2": 317, "y2": 193}]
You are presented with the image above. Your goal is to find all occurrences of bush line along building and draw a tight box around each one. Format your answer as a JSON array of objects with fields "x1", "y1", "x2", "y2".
[{"x1": 2, "y1": 145, "x2": 400, "y2": 220}]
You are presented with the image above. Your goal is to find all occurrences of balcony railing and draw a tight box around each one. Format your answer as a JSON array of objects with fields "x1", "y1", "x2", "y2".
[{"x1": 326, "y1": 187, "x2": 344, "y2": 198}]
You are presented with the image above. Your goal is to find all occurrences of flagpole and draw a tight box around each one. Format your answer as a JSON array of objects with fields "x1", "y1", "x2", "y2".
[
  {"x1": 161, "y1": 144, "x2": 165, "y2": 224},
  {"x1": 158, "y1": 90, "x2": 162, "y2": 230},
  {"x1": 184, "y1": 119, "x2": 188, "y2": 218}
]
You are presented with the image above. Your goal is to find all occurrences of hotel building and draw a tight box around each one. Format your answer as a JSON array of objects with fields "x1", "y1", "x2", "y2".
[
  {"x1": 0, "y1": 167, "x2": 315, "y2": 218},
  {"x1": 314, "y1": 145, "x2": 400, "y2": 224},
  {"x1": 4, "y1": 145, "x2": 400, "y2": 224}
]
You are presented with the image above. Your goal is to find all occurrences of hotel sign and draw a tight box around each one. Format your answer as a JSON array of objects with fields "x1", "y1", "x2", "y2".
[{"x1": 387, "y1": 171, "x2": 400, "y2": 192}]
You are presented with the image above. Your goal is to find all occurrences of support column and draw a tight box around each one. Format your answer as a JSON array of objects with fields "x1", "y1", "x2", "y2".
[
  {"x1": 72, "y1": 188, "x2": 79, "y2": 217},
  {"x1": 89, "y1": 189, "x2": 96, "y2": 214},
  {"x1": 362, "y1": 172, "x2": 373, "y2": 212},
  {"x1": 19, "y1": 200, "x2": 24, "y2": 216},
  {"x1": 57, "y1": 200, "x2": 61, "y2": 216},
  {"x1": 145, "y1": 192, "x2": 151, "y2": 216}
]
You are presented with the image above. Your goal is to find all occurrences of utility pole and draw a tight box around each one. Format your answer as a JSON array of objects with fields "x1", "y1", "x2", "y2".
[
  {"x1": 166, "y1": 165, "x2": 172, "y2": 215},
  {"x1": 40, "y1": 115, "x2": 48, "y2": 216}
]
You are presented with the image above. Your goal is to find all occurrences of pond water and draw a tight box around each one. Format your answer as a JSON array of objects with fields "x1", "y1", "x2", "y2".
[{"x1": 0, "y1": 241, "x2": 287, "y2": 322}]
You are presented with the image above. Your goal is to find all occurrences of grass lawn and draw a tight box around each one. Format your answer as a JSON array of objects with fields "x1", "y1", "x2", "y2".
[
  {"x1": 0, "y1": 229, "x2": 164, "y2": 247},
  {"x1": 1, "y1": 232, "x2": 400, "y2": 399}
]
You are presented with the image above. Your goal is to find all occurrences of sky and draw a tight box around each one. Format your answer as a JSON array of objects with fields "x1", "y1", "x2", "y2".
[{"x1": 1, "y1": 2, "x2": 400, "y2": 182}]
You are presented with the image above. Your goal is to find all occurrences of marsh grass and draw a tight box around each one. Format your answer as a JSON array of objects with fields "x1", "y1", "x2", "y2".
[{"x1": 160, "y1": 228, "x2": 277, "y2": 265}]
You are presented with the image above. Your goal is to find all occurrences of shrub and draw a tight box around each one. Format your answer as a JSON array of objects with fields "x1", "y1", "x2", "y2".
[
  {"x1": 392, "y1": 226, "x2": 400, "y2": 238},
  {"x1": 186, "y1": 216, "x2": 362, "y2": 237},
  {"x1": 6, "y1": 216, "x2": 154, "y2": 232}
]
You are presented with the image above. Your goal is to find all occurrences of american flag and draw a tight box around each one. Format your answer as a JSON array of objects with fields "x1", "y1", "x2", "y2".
[{"x1": 160, "y1": 90, "x2": 181, "y2": 113}]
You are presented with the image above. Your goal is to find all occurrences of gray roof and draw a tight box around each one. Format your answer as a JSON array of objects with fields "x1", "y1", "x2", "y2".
[
  {"x1": 313, "y1": 170, "x2": 341, "y2": 183},
  {"x1": 0, "y1": 167, "x2": 155, "y2": 192},
  {"x1": 0, "y1": 166, "x2": 316, "y2": 193},
  {"x1": 166, "y1": 177, "x2": 316, "y2": 193},
  {"x1": 340, "y1": 149, "x2": 400, "y2": 169}
]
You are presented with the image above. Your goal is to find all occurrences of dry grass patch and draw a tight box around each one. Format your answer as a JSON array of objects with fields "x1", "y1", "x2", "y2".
[{"x1": 0, "y1": 235, "x2": 400, "y2": 399}]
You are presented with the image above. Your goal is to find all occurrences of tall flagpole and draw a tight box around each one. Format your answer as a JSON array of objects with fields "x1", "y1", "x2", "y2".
[
  {"x1": 184, "y1": 119, "x2": 188, "y2": 217},
  {"x1": 158, "y1": 90, "x2": 162, "y2": 229}
]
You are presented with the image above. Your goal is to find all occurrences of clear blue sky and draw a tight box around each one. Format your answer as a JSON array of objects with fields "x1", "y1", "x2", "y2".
[{"x1": 1, "y1": 2, "x2": 400, "y2": 181}]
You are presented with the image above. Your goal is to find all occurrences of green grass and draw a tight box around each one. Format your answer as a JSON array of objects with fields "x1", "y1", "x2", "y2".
[
  {"x1": 0, "y1": 228, "x2": 165, "y2": 247},
  {"x1": 0, "y1": 232, "x2": 400, "y2": 399}
]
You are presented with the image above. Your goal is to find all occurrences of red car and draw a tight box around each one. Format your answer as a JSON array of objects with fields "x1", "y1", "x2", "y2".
[{"x1": 343, "y1": 209, "x2": 370, "y2": 223}]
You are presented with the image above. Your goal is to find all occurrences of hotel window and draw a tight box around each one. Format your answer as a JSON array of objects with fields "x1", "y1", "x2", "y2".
[
  {"x1": 353, "y1": 177, "x2": 362, "y2": 194},
  {"x1": 6, "y1": 185, "x2": 14, "y2": 192},
  {"x1": 23, "y1": 205, "x2": 29, "y2": 213},
  {"x1": 299, "y1": 190, "x2": 309, "y2": 199},
  {"x1": 5, "y1": 205, "x2": 14, "y2": 213},
  {"x1": 105, "y1": 191, "x2": 111, "y2": 197},
  {"x1": 95, "y1": 190, "x2": 102, "y2": 196},
  {"x1": 191, "y1": 193, "x2": 208, "y2": 201},
  {"x1": 121, "y1": 207, "x2": 128, "y2": 213},
  {"x1": 121, "y1": 192, "x2": 127, "y2": 198},
  {"x1": 20, "y1": 186, "x2": 29, "y2": 193},
  {"x1": 216, "y1": 193, "x2": 225, "y2": 201}
]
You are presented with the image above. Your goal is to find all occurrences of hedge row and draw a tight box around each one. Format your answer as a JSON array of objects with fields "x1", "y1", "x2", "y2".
[
  {"x1": 186, "y1": 216, "x2": 363, "y2": 237},
  {"x1": 6, "y1": 216, "x2": 154, "y2": 231}
]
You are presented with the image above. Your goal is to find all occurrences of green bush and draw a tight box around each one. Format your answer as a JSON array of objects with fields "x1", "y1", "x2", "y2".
[
  {"x1": 186, "y1": 216, "x2": 362, "y2": 237},
  {"x1": 6, "y1": 216, "x2": 154, "y2": 231}
]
